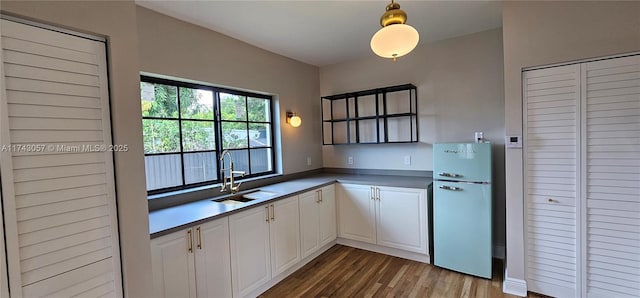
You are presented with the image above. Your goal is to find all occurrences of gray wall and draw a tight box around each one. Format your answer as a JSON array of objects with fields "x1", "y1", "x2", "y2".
[
  {"x1": 502, "y1": 0, "x2": 640, "y2": 287},
  {"x1": 136, "y1": 7, "x2": 322, "y2": 175},
  {"x1": 320, "y1": 28, "x2": 506, "y2": 252},
  {"x1": 1, "y1": 1, "x2": 153, "y2": 296}
]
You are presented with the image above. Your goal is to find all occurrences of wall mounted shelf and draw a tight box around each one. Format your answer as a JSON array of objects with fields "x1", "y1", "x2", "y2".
[{"x1": 321, "y1": 84, "x2": 418, "y2": 145}]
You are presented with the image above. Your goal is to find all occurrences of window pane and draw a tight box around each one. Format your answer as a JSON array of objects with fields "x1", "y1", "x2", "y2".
[
  {"x1": 184, "y1": 152, "x2": 217, "y2": 184},
  {"x1": 220, "y1": 93, "x2": 247, "y2": 121},
  {"x1": 250, "y1": 148, "x2": 272, "y2": 174},
  {"x1": 144, "y1": 154, "x2": 182, "y2": 190},
  {"x1": 221, "y1": 122, "x2": 248, "y2": 149},
  {"x1": 180, "y1": 87, "x2": 214, "y2": 120},
  {"x1": 248, "y1": 97, "x2": 270, "y2": 122},
  {"x1": 182, "y1": 121, "x2": 215, "y2": 152},
  {"x1": 249, "y1": 123, "x2": 271, "y2": 148},
  {"x1": 141, "y1": 82, "x2": 178, "y2": 118},
  {"x1": 221, "y1": 150, "x2": 249, "y2": 174},
  {"x1": 143, "y1": 119, "x2": 180, "y2": 153}
]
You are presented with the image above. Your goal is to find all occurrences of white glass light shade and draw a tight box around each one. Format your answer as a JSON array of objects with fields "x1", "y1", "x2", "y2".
[
  {"x1": 370, "y1": 24, "x2": 419, "y2": 59},
  {"x1": 289, "y1": 115, "x2": 302, "y2": 127}
]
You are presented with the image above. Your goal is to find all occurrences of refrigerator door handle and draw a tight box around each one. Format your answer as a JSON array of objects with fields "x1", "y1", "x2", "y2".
[
  {"x1": 438, "y1": 172, "x2": 463, "y2": 178},
  {"x1": 439, "y1": 185, "x2": 463, "y2": 191}
]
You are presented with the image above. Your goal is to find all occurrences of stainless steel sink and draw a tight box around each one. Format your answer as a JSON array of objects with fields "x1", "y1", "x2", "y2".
[
  {"x1": 216, "y1": 197, "x2": 255, "y2": 205},
  {"x1": 212, "y1": 190, "x2": 278, "y2": 205},
  {"x1": 242, "y1": 190, "x2": 277, "y2": 200}
]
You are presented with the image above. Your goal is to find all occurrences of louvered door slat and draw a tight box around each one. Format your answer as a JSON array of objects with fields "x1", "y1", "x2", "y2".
[
  {"x1": 525, "y1": 64, "x2": 579, "y2": 298},
  {"x1": 0, "y1": 19, "x2": 122, "y2": 297},
  {"x1": 585, "y1": 55, "x2": 640, "y2": 298}
]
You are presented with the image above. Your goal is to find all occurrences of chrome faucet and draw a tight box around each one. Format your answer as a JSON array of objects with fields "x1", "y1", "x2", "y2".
[{"x1": 219, "y1": 150, "x2": 245, "y2": 194}]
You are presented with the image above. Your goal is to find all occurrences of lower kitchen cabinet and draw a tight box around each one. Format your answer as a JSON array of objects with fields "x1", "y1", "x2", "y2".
[
  {"x1": 229, "y1": 204, "x2": 272, "y2": 298},
  {"x1": 300, "y1": 184, "x2": 337, "y2": 258},
  {"x1": 338, "y1": 184, "x2": 428, "y2": 254},
  {"x1": 229, "y1": 195, "x2": 300, "y2": 297},
  {"x1": 195, "y1": 219, "x2": 233, "y2": 298},
  {"x1": 376, "y1": 186, "x2": 428, "y2": 253},
  {"x1": 319, "y1": 185, "x2": 337, "y2": 246},
  {"x1": 337, "y1": 184, "x2": 377, "y2": 243},
  {"x1": 151, "y1": 217, "x2": 232, "y2": 298},
  {"x1": 269, "y1": 196, "x2": 301, "y2": 276}
]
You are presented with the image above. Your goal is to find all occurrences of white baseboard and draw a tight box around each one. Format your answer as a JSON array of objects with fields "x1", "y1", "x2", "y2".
[
  {"x1": 336, "y1": 238, "x2": 430, "y2": 263},
  {"x1": 493, "y1": 244, "x2": 505, "y2": 260},
  {"x1": 502, "y1": 269, "x2": 527, "y2": 297}
]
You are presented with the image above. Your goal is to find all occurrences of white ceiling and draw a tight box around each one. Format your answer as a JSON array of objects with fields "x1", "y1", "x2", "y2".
[{"x1": 135, "y1": 1, "x2": 503, "y2": 66}]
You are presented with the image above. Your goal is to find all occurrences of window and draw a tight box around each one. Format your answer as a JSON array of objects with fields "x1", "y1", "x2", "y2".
[{"x1": 141, "y1": 76, "x2": 275, "y2": 194}]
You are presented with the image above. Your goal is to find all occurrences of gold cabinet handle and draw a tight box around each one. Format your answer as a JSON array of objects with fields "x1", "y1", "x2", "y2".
[
  {"x1": 377, "y1": 187, "x2": 380, "y2": 200},
  {"x1": 319, "y1": 189, "x2": 323, "y2": 202},
  {"x1": 316, "y1": 190, "x2": 321, "y2": 203},
  {"x1": 187, "y1": 229, "x2": 193, "y2": 253},
  {"x1": 196, "y1": 227, "x2": 202, "y2": 250},
  {"x1": 270, "y1": 204, "x2": 275, "y2": 221},
  {"x1": 265, "y1": 206, "x2": 270, "y2": 222},
  {"x1": 371, "y1": 187, "x2": 375, "y2": 200}
]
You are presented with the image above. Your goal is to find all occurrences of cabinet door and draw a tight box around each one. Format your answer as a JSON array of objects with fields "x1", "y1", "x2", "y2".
[
  {"x1": 270, "y1": 196, "x2": 301, "y2": 276},
  {"x1": 376, "y1": 186, "x2": 428, "y2": 254},
  {"x1": 151, "y1": 228, "x2": 196, "y2": 298},
  {"x1": 319, "y1": 184, "x2": 337, "y2": 246},
  {"x1": 230, "y1": 205, "x2": 271, "y2": 297},
  {"x1": 337, "y1": 184, "x2": 376, "y2": 244},
  {"x1": 299, "y1": 190, "x2": 321, "y2": 258},
  {"x1": 195, "y1": 218, "x2": 232, "y2": 298}
]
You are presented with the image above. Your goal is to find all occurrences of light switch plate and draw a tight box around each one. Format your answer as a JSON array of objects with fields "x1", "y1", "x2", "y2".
[
  {"x1": 347, "y1": 156, "x2": 354, "y2": 165},
  {"x1": 404, "y1": 155, "x2": 411, "y2": 165},
  {"x1": 506, "y1": 135, "x2": 522, "y2": 148}
]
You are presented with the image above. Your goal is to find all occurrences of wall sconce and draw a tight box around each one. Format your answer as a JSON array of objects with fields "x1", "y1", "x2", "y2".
[{"x1": 286, "y1": 112, "x2": 302, "y2": 127}]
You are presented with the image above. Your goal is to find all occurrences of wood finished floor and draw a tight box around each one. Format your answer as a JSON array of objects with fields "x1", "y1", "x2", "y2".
[{"x1": 260, "y1": 245, "x2": 542, "y2": 298}]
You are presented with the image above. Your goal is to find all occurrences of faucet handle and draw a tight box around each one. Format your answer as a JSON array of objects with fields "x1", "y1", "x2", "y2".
[{"x1": 232, "y1": 171, "x2": 246, "y2": 177}]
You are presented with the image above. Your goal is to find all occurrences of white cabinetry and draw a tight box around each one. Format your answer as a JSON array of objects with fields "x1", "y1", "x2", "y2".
[
  {"x1": 151, "y1": 217, "x2": 232, "y2": 298},
  {"x1": 269, "y1": 196, "x2": 301, "y2": 276},
  {"x1": 300, "y1": 184, "x2": 337, "y2": 258},
  {"x1": 524, "y1": 54, "x2": 640, "y2": 298},
  {"x1": 337, "y1": 184, "x2": 377, "y2": 243},
  {"x1": 319, "y1": 185, "x2": 338, "y2": 246},
  {"x1": 337, "y1": 184, "x2": 428, "y2": 254},
  {"x1": 229, "y1": 195, "x2": 300, "y2": 297},
  {"x1": 195, "y1": 220, "x2": 233, "y2": 298},
  {"x1": 377, "y1": 186, "x2": 428, "y2": 254},
  {"x1": 149, "y1": 182, "x2": 430, "y2": 297},
  {"x1": 151, "y1": 228, "x2": 196, "y2": 298},
  {"x1": 229, "y1": 205, "x2": 272, "y2": 298}
]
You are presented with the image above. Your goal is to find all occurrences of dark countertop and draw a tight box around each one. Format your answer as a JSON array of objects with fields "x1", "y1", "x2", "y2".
[{"x1": 149, "y1": 173, "x2": 432, "y2": 238}]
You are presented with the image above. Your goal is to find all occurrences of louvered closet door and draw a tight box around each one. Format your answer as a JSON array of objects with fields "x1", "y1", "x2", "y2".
[
  {"x1": 524, "y1": 64, "x2": 579, "y2": 298},
  {"x1": 0, "y1": 19, "x2": 122, "y2": 297},
  {"x1": 583, "y1": 55, "x2": 640, "y2": 298}
]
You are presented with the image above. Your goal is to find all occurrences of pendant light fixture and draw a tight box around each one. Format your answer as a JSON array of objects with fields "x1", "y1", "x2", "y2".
[{"x1": 370, "y1": 0, "x2": 419, "y2": 61}]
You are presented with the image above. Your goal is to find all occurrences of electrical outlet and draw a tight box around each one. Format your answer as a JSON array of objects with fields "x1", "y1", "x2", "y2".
[
  {"x1": 404, "y1": 155, "x2": 411, "y2": 165},
  {"x1": 307, "y1": 156, "x2": 312, "y2": 166},
  {"x1": 347, "y1": 156, "x2": 354, "y2": 165}
]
